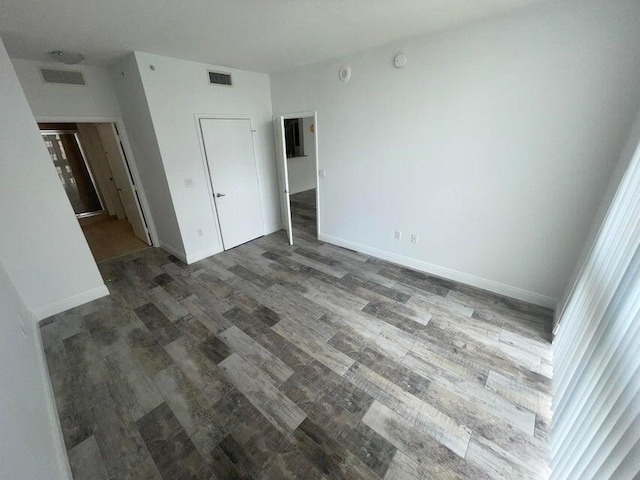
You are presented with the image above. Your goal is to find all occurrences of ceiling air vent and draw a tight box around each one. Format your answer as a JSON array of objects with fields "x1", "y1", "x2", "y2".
[
  {"x1": 208, "y1": 70, "x2": 232, "y2": 86},
  {"x1": 40, "y1": 68, "x2": 86, "y2": 86}
]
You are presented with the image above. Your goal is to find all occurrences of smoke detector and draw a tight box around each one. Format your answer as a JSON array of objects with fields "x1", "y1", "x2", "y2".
[
  {"x1": 48, "y1": 51, "x2": 85, "y2": 65},
  {"x1": 394, "y1": 53, "x2": 407, "y2": 68},
  {"x1": 338, "y1": 65, "x2": 351, "y2": 83}
]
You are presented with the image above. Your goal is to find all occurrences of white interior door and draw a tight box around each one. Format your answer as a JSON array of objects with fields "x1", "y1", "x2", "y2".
[
  {"x1": 95, "y1": 123, "x2": 151, "y2": 245},
  {"x1": 200, "y1": 118, "x2": 264, "y2": 250},
  {"x1": 77, "y1": 124, "x2": 126, "y2": 219},
  {"x1": 273, "y1": 116, "x2": 293, "y2": 245}
]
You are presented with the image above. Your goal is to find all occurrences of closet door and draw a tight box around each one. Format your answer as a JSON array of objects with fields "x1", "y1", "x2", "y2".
[{"x1": 200, "y1": 118, "x2": 264, "y2": 249}]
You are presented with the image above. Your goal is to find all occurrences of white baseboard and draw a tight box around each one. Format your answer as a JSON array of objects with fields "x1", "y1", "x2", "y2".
[
  {"x1": 264, "y1": 223, "x2": 282, "y2": 236},
  {"x1": 33, "y1": 313, "x2": 73, "y2": 480},
  {"x1": 160, "y1": 240, "x2": 223, "y2": 265},
  {"x1": 159, "y1": 241, "x2": 188, "y2": 263},
  {"x1": 33, "y1": 285, "x2": 110, "y2": 321},
  {"x1": 318, "y1": 233, "x2": 557, "y2": 309},
  {"x1": 186, "y1": 245, "x2": 224, "y2": 264}
]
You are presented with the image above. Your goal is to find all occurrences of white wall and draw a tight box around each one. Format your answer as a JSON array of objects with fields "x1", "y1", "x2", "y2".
[
  {"x1": 555, "y1": 107, "x2": 640, "y2": 325},
  {"x1": 0, "y1": 36, "x2": 85, "y2": 480},
  {"x1": 270, "y1": 0, "x2": 640, "y2": 306},
  {"x1": 0, "y1": 259, "x2": 71, "y2": 480},
  {"x1": 110, "y1": 53, "x2": 184, "y2": 254},
  {"x1": 122, "y1": 52, "x2": 280, "y2": 262},
  {"x1": 11, "y1": 58, "x2": 122, "y2": 119},
  {"x1": 287, "y1": 116, "x2": 317, "y2": 194},
  {"x1": 0, "y1": 39, "x2": 107, "y2": 319}
]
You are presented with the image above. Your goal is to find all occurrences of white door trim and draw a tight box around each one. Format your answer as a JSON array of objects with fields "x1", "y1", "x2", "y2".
[{"x1": 34, "y1": 115, "x2": 158, "y2": 247}]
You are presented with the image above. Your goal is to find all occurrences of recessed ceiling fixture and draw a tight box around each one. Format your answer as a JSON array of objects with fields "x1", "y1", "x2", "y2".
[{"x1": 48, "y1": 50, "x2": 85, "y2": 65}]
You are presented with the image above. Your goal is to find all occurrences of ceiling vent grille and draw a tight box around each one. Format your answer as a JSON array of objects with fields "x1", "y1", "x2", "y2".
[
  {"x1": 40, "y1": 68, "x2": 86, "y2": 86},
  {"x1": 208, "y1": 70, "x2": 232, "y2": 86}
]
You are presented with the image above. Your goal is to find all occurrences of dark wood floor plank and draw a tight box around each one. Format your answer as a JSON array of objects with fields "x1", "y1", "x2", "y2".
[
  {"x1": 376, "y1": 264, "x2": 451, "y2": 297},
  {"x1": 300, "y1": 380, "x2": 396, "y2": 477},
  {"x1": 119, "y1": 320, "x2": 174, "y2": 376},
  {"x1": 102, "y1": 338, "x2": 164, "y2": 422},
  {"x1": 219, "y1": 325, "x2": 294, "y2": 385},
  {"x1": 164, "y1": 336, "x2": 234, "y2": 404},
  {"x1": 133, "y1": 303, "x2": 181, "y2": 345},
  {"x1": 136, "y1": 402, "x2": 208, "y2": 480},
  {"x1": 67, "y1": 435, "x2": 112, "y2": 480},
  {"x1": 218, "y1": 353, "x2": 307, "y2": 432},
  {"x1": 272, "y1": 321, "x2": 355, "y2": 375},
  {"x1": 293, "y1": 418, "x2": 381, "y2": 480},
  {"x1": 153, "y1": 364, "x2": 228, "y2": 462}
]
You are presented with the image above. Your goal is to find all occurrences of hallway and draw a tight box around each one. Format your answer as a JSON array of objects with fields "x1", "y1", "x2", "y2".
[{"x1": 81, "y1": 216, "x2": 150, "y2": 263}]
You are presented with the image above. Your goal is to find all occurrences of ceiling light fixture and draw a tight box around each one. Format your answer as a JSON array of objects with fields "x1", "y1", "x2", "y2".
[{"x1": 48, "y1": 50, "x2": 85, "y2": 65}]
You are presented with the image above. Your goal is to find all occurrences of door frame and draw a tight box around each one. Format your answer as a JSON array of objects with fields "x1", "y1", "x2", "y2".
[
  {"x1": 273, "y1": 115, "x2": 294, "y2": 245},
  {"x1": 35, "y1": 116, "x2": 159, "y2": 248},
  {"x1": 274, "y1": 111, "x2": 320, "y2": 241},
  {"x1": 194, "y1": 113, "x2": 266, "y2": 251}
]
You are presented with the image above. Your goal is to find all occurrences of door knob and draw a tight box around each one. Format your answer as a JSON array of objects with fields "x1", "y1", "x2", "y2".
[{"x1": 216, "y1": 193, "x2": 226, "y2": 198}]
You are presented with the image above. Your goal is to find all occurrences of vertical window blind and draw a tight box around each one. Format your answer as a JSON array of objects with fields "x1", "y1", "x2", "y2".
[{"x1": 552, "y1": 140, "x2": 640, "y2": 479}]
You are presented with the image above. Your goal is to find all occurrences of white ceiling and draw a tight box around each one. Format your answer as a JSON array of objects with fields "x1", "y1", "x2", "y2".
[{"x1": 0, "y1": 0, "x2": 548, "y2": 73}]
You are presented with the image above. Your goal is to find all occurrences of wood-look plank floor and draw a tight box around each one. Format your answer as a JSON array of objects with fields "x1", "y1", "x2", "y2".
[
  {"x1": 41, "y1": 188, "x2": 553, "y2": 480},
  {"x1": 82, "y1": 217, "x2": 150, "y2": 263}
]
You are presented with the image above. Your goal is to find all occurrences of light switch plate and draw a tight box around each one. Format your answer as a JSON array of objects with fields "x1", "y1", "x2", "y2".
[
  {"x1": 319, "y1": 169, "x2": 326, "y2": 178},
  {"x1": 184, "y1": 178, "x2": 194, "y2": 188}
]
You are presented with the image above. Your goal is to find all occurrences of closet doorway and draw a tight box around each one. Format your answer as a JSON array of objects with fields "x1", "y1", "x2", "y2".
[{"x1": 274, "y1": 112, "x2": 319, "y2": 245}]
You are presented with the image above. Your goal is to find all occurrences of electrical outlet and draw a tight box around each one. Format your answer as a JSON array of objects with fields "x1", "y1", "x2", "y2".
[
  {"x1": 411, "y1": 234, "x2": 419, "y2": 244},
  {"x1": 184, "y1": 178, "x2": 194, "y2": 188},
  {"x1": 197, "y1": 229, "x2": 203, "y2": 236},
  {"x1": 394, "y1": 230, "x2": 402, "y2": 240}
]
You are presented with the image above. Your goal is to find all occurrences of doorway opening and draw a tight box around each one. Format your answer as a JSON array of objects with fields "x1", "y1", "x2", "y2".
[
  {"x1": 275, "y1": 112, "x2": 319, "y2": 245},
  {"x1": 39, "y1": 122, "x2": 152, "y2": 262}
]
